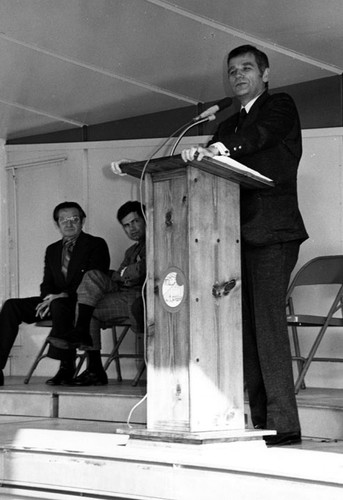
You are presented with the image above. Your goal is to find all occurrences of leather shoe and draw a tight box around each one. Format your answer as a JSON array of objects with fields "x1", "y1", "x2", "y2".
[
  {"x1": 0, "y1": 369, "x2": 3, "y2": 386},
  {"x1": 264, "y1": 432, "x2": 302, "y2": 446},
  {"x1": 72, "y1": 369, "x2": 108, "y2": 386},
  {"x1": 45, "y1": 367, "x2": 75, "y2": 386}
]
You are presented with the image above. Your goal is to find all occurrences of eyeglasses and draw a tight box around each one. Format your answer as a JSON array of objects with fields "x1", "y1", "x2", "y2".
[{"x1": 58, "y1": 216, "x2": 81, "y2": 225}]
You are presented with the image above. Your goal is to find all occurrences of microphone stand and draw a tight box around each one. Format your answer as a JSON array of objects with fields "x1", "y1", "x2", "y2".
[{"x1": 169, "y1": 116, "x2": 214, "y2": 156}]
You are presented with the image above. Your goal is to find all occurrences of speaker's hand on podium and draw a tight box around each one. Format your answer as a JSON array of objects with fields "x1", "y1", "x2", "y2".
[
  {"x1": 111, "y1": 158, "x2": 134, "y2": 176},
  {"x1": 181, "y1": 145, "x2": 219, "y2": 163}
]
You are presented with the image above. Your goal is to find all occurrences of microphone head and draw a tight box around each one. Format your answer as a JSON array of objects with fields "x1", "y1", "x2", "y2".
[
  {"x1": 217, "y1": 97, "x2": 233, "y2": 110},
  {"x1": 192, "y1": 96, "x2": 233, "y2": 122}
]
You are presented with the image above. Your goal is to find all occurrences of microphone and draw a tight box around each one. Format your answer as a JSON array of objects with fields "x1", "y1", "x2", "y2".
[
  {"x1": 193, "y1": 97, "x2": 233, "y2": 122},
  {"x1": 169, "y1": 115, "x2": 215, "y2": 156}
]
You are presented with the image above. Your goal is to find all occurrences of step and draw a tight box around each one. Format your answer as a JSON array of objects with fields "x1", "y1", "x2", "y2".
[
  {"x1": 0, "y1": 382, "x2": 343, "y2": 499},
  {"x1": 0, "y1": 422, "x2": 343, "y2": 500},
  {"x1": 0, "y1": 376, "x2": 147, "y2": 424},
  {"x1": 1, "y1": 378, "x2": 343, "y2": 440},
  {"x1": 297, "y1": 387, "x2": 343, "y2": 439}
]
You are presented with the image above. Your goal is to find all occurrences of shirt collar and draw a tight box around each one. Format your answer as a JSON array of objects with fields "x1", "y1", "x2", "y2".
[{"x1": 241, "y1": 91, "x2": 265, "y2": 114}]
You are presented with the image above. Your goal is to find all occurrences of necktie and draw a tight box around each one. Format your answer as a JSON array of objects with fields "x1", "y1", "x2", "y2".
[
  {"x1": 61, "y1": 239, "x2": 75, "y2": 279},
  {"x1": 235, "y1": 107, "x2": 247, "y2": 132}
]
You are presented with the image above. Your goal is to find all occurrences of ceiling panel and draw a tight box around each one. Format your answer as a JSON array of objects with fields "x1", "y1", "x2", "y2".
[
  {"x1": 0, "y1": 0, "x2": 341, "y2": 141},
  {"x1": 171, "y1": 0, "x2": 343, "y2": 69},
  {"x1": 0, "y1": 36, "x2": 191, "y2": 134}
]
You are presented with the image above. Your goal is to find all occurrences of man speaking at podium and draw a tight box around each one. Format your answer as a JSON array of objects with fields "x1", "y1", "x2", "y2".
[{"x1": 182, "y1": 45, "x2": 308, "y2": 446}]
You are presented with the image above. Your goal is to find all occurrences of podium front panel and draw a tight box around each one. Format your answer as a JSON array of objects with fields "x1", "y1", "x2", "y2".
[{"x1": 145, "y1": 165, "x2": 244, "y2": 433}]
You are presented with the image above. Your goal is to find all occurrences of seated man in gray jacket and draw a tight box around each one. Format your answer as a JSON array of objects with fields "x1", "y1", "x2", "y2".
[{"x1": 59, "y1": 200, "x2": 146, "y2": 386}]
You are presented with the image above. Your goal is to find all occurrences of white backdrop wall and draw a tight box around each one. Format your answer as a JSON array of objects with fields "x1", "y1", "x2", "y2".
[
  {"x1": 2, "y1": 137, "x2": 193, "y2": 379},
  {"x1": 290, "y1": 129, "x2": 343, "y2": 389},
  {"x1": 2, "y1": 130, "x2": 343, "y2": 388}
]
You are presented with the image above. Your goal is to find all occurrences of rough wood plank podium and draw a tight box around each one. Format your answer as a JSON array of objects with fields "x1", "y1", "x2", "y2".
[{"x1": 121, "y1": 155, "x2": 274, "y2": 443}]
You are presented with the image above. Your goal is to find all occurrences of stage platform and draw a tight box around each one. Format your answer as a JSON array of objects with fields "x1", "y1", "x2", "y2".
[
  {"x1": 0, "y1": 377, "x2": 342, "y2": 499},
  {"x1": 1, "y1": 376, "x2": 343, "y2": 439}
]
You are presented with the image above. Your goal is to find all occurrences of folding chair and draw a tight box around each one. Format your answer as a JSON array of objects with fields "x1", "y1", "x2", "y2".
[
  {"x1": 24, "y1": 320, "x2": 86, "y2": 384},
  {"x1": 25, "y1": 320, "x2": 146, "y2": 386},
  {"x1": 286, "y1": 255, "x2": 343, "y2": 393},
  {"x1": 100, "y1": 319, "x2": 146, "y2": 387}
]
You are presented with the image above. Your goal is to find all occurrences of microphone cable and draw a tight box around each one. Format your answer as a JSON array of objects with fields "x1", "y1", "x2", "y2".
[{"x1": 125, "y1": 114, "x2": 213, "y2": 428}]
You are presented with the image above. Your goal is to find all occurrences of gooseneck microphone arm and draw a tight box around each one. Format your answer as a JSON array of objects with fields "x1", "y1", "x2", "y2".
[
  {"x1": 170, "y1": 97, "x2": 233, "y2": 156},
  {"x1": 169, "y1": 115, "x2": 214, "y2": 156}
]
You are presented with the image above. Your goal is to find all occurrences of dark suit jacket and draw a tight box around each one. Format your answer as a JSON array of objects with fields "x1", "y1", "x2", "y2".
[
  {"x1": 210, "y1": 91, "x2": 308, "y2": 246},
  {"x1": 40, "y1": 231, "x2": 110, "y2": 301}
]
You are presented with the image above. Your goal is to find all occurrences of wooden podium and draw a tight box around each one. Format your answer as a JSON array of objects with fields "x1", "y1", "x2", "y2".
[{"x1": 122, "y1": 155, "x2": 273, "y2": 441}]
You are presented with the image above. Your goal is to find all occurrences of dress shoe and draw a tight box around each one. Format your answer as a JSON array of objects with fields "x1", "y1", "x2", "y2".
[
  {"x1": 264, "y1": 431, "x2": 302, "y2": 447},
  {"x1": 45, "y1": 367, "x2": 75, "y2": 386},
  {"x1": 0, "y1": 369, "x2": 3, "y2": 386},
  {"x1": 72, "y1": 369, "x2": 108, "y2": 386}
]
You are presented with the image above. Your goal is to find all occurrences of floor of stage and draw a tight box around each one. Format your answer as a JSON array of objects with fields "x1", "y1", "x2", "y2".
[
  {"x1": 0, "y1": 417, "x2": 342, "y2": 454},
  {"x1": 0, "y1": 379, "x2": 343, "y2": 499},
  {"x1": 0, "y1": 376, "x2": 343, "y2": 454}
]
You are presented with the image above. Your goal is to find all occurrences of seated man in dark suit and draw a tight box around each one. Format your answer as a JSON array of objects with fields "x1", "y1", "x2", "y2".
[
  {"x1": 0, "y1": 201, "x2": 110, "y2": 386},
  {"x1": 62, "y1": 200, "x2": 146, "y2": 386}
]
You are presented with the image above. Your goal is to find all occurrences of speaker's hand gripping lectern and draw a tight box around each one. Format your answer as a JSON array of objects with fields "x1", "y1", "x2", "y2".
[{"x1": 121, "y1": 154, "x2": 274, "y2": 442}]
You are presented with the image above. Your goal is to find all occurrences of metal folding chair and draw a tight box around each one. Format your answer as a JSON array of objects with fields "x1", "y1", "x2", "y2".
[
  {"x1": 24, "y1": 320, "x2": 86, "y2": 384},
  {"x1": 286, "y1": 255, "x2": 343, "y2": 393},
  {"x1": 25, "y1": 319, "x2": 146, "y2": 386},
  {"x1": 100, "y1": 319, "x2": 146, "y2": 387}
]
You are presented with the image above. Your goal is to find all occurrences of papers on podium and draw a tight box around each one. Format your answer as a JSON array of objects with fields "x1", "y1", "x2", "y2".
[
  {"x1": 212, "y1": 155, "x2": 273, "y2": 185},
  {"x1": 197, "y1": 155, "x2": 274, "y2": 189}
]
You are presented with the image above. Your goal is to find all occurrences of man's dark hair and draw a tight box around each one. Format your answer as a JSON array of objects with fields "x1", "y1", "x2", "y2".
[
  {"x1": 53, "y1": 201, "x2": 86, "y2": 222},
  {"x1": 117, "y1": 201, "x2": 145, "y2": 224},
  {"x1": 228, "y1": 44, "x2": 269, "y2": 75}
]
